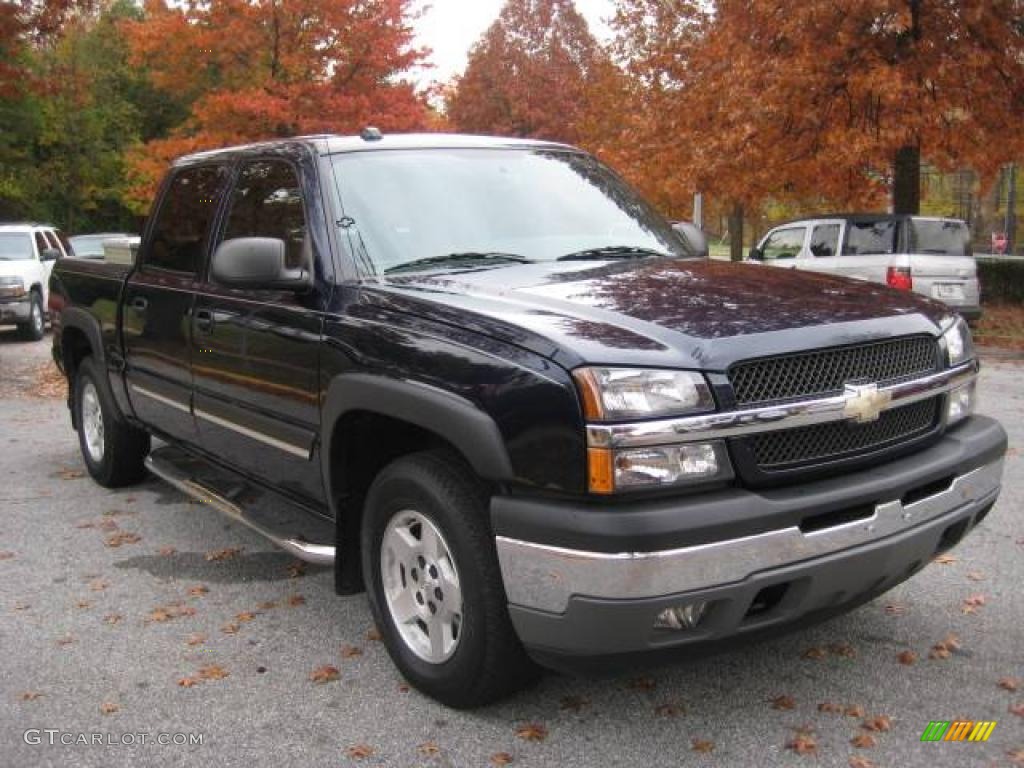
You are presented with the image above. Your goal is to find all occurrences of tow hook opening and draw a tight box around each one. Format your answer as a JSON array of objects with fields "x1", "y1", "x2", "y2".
[{"x1": 744, "y1": 583, "x2": 789, "y2": 621}]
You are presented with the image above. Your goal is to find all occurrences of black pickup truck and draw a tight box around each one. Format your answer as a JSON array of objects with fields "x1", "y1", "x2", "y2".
[{"x1": 49, "y1": 133, "x2": 1006, "y2": 708}]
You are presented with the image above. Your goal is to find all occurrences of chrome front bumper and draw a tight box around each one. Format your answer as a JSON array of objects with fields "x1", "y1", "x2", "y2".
[{"x1": 497, "y1": 458, "x2": 1003, "y2": 615}]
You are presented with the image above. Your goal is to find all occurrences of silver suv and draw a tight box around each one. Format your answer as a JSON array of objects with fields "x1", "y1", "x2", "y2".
[{"x1": 750, "y1": 215, "x2": 980, "y2": 321}]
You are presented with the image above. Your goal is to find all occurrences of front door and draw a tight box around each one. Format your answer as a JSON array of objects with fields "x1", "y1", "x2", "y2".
[
  {"x1": 191, "y1": 157, "x2": 326, "y2": 505},
  {"x1": 123, "y1": 163, "x2": 230, "y2": 442}
]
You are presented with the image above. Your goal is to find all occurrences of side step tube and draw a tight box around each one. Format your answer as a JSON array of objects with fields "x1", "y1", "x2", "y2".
[{"x1": 145, "y1": 454, "x2": 336, "y2": 565}]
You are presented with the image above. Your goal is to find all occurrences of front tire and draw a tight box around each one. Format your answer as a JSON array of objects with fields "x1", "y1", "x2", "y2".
[
  {"x1": 18, "y1": 291, "x2": 44, "y2": 341},
  {"x1": 73, "y1": 357, "x2": 150, "y2": 487},
  {"x1": 361, "y1": 450, "x2": 538, "y2": 708}
]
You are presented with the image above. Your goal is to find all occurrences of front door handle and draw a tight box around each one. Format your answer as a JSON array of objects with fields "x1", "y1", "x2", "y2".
[
  {"x1": 194, "y1": 309, "x2": 214, "y2": 334},
  {"x1": 129, "y1": 296, "x2": 148, "y2": 313}
]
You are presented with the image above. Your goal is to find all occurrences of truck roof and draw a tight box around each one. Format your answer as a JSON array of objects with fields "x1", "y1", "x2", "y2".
[{"x1": 174, "y1": 132, "x2": 576, "y2": 165}]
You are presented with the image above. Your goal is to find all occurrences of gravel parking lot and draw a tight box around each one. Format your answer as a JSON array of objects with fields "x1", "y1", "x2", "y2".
[{"x1": 1, "y1": 330, "x2": 1021, "y2": 768}]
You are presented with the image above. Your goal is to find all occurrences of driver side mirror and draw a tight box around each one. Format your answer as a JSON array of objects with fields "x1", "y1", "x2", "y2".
[
  {"x1": 671, "y1": 221, "x2": 709, "y2": 259},
  {"x1": 40, "y1": 247, "x2": 61, "y2": 262},
  {"x1": 748, "y1": 246, "x2": 763, "y2": 261},
  {"x1": 211, "y1": 237, "x2": 311, "y2": 291}
]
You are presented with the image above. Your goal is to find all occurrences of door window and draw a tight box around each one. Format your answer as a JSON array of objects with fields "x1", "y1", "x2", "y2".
[
  {"x1": 809, "y1": 224, "x2": 841, "y2": 257},
  {"x1": 220, "y1": 159, "x2": 309, "y2": 271},
  {"x1": 146, "y1": 164, "x2": 229, "y2": 274},
  {"x1": 845, "y1": 219, "x2": 897, "y2": 256},
  {"x1": 33, "y1": 232, "x2": 49, "y2": 259},
  {"x1": 761, "y1": 227, "x2": 806, "y2": 260}
]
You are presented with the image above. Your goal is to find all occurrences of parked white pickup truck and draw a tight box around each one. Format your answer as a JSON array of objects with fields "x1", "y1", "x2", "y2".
[
  {"x1": 750, "y1": 215, "x2": 981, "y2": 321},
  {"x1": 0, "y1": 223, "x2": 68, "y2": 339}
]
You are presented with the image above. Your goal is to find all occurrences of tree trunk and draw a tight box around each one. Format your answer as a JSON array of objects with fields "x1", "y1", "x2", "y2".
[
  {"x1": 729, "y1": 202, "x2": 744, "y2": 262},
  {"x1": 1006, "y1": 163, "x2": 1017, "y2": 255},
  {"x1": 892, "y1": 145, "x2": 921, "y2": 215}
]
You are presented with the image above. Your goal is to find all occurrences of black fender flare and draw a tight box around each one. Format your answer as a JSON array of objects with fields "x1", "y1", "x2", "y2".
[
  {"x1": 321, "y1": 373, "x2": 515, "y2": 594},
  {"x1": 321, "y1": 373, "x2": 515, "y2": 502},
  {"x1": 60, "y1": 306, "x2": 124, "y2": 428}
]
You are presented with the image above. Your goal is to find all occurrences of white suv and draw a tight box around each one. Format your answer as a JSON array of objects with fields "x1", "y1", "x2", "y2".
[{"x1": 0, "y1": 223, "x2": 69, "y2": 340}]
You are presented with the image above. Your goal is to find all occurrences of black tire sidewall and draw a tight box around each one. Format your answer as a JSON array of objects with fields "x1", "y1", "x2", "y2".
[
  {"x1": 362, "y1": 456, "x2": 505, "y2": 702},
  {"x1": 22, "y1": 292, "x2": 44, "y2": 340}
]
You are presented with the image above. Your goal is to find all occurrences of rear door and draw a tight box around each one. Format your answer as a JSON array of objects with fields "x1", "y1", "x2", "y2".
[
  {"x1": 905, "y1": 218, "x2": 979, "y2": 309},
  {"x1": 123, "y1": 162, "x2": 230, "y2": 442},
  {"x1": 838, "y1": 218, "x2": 900, "y2": 284},
  {"x1": 190, "y1": 156, "x2": 326, "y2": 505},
  {"x1": 796, "y1": 220, "x2": 844, "y2": 277}
]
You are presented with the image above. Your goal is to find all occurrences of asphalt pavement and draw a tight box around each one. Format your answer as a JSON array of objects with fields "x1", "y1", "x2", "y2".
[{"x1": 0, "y1": 329, "x2": 1021, "y2": 768}]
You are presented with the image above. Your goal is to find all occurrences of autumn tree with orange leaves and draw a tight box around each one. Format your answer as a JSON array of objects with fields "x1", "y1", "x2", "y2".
[
  {"x1": 122, "y1": 0, "x2": 431, "y2": 210},
  {"x1": 446, "y1": 0, "x2": 609, "y2": 144},
  {"x1": 607, "y1": 0, "x2": 1024, "y2": 254}
]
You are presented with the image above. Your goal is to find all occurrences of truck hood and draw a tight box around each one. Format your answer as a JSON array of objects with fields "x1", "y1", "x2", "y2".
[
  {"x1": 0, "y1": 259, "x2": 43, "y2": 285},
  {"x1": 365, "y1": 259, "x2": 951, "y2": 370}
]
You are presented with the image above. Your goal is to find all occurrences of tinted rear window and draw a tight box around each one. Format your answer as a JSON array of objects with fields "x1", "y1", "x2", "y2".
[
  {"x1": 845, "y1": 220, "x2": 898, "y2": 256},
  {"x1": 909, "y1": 219, "x2": 970, "y2": 256}
]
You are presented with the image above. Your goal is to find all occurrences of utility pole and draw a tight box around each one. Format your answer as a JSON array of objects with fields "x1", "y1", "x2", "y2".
[{"x1": 1006, "y1": 163, "x2": 1017, "y2": 255}]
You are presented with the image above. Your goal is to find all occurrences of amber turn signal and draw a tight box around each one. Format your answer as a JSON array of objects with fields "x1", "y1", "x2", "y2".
[{"x1": 587, "y1": 447, "x2": 614, "y2": 494}]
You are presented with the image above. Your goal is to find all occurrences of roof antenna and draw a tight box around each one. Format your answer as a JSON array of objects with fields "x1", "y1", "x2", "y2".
[{"x1": 360, "y1": 126, "x2": 382, "y2": 142}]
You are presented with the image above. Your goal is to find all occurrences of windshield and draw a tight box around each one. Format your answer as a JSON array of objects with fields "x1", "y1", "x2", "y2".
[
  {"x1": 0, "y1": 233, "x2": 33, "y2": 261},
  {"x1": 909, "y1": 219, "x2": 971, "y2": 256},
  {"x1": 330, "y1": 148, "x2": 692, "y2": 274}
]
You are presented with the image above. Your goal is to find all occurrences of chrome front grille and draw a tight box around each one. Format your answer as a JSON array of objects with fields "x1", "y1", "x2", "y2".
[
  {"x1": 747, "y1": 398, "x2": 940, "y2": 470},
  {"x1": 729, "y1": 336, "x2": 940, "y2": 406}
]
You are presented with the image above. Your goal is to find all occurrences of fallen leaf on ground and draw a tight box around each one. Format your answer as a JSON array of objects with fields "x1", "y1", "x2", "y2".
[
  {"x1": 849, "y1": 757, "x2": 877, "y2": 768},
  {"x1": 346, "y1": 744, "x2": 374, "y2": 760},
  {"x1": 54, "y1": 468, "x2": 84, "y2": 480},
  {"x1": 99, "y1": 702, "x2": 119, "y2": 715},
  {"x1": 785, "y1": 732, "x2": 817, "y2": 755},
  {"x1": 13, "y1": 601, "x2": 30, "y2": 611},
  {"x1": 310, "y1": 665, "x2": 340, "y2": 684},
  {"x1": 205, "y1": 547, "x2": 242, "y2": 561},
  {"x1": 489, "y1": 753, "x2": 514, "y2": 766},
  {"x1": 851, "y1": 733, "x2": 877, "y2": 748},
  {"x1": 417, "y1": 741, "x2": 440, "y2": 757},
  {"x1": 802, "y1": 646, "x2": 827, "y2": 660},
  {"x1": 967, "y1": 571, "x2": 987, "y2": 581},
  {"x1": 288, "y1": 594, "x2": 306, "y2": 607},
  {"x1": 365, "y1": 627, "x2": 381, "y2": 641},
  {"x1": 818, "y1": 702, "x2": 843, "y2": 714},
  {"x1": 691, "y1": 738, "x2": 714, "y2": 753},
  {"x1": 999, "y1": 677, "x2": 1021, "y2": 692},
  {"x1": 627, "y1": 676, "x2": 656, "y2": 691},
  {"x1": 177, "y1": 677, "x2": 198, "y2": 688},
  {"x1": 560, "y1": 695, "x2": 590, "y2": 713},
  {"x1": 188, "y1": 585, "x2": 209, "y2": 597},
  {"x1": 287, "y1": 561, "x2": 307, "y2": 578},
  {"x1": 158, "y1": 547, "x2": 176, "y2": 557},
  {"x1": 0, "y1": 552, "x2": 16, "y2": 560},
  {"x1": 20, "y1": 691, "x2": 43, "y2": 701},
  {"x1": 961, "y1": 594, "x2": 987, "y2": 614},
  {"x1": 75, "y1": 600, "x2": 92, "y2": 609},
  {"x1": 56, "y1": 635, "x2": 74, "y2": 646},
  {"x1": 198, "y1": 665, "x2": 229, "y2": 681},
  {"x1": 829, "y1": 642, "x2": 857, "y2": 659},
  {"x1": 861, "y1": 715, "x2": 892, "y2": 732},
  {"x1": 654, "y1": 702, "x2": 685, "y2": 717},
  {"x1": 515, "y1": 723, "x2": 547, "y2": 742},
  {"x1": 186, "y1": 633, "x2": 205, "y2": 646},
  {"x1": 933, "y1": 553, "x2": 958, "y2": 565},
  {"x1": 845, "y1": 705, "x2": 866, "y2": 718},
  {"x1": 104, "y1": 614, "x2": 122, "y2": 625},
  {"x1": 235, "y1": 611, "x2": 257, "y2": 623},
  {"x1": 105, "y1": 531, "x2": 141, "y2": 548},
  {"x1": 1008, "y1": 748, "x2": 1024, "y2": 766},
  {"x1": 1010, "y1": 702, "x2": 1024, "y2": 717},
  {"x1": 929, "y1": 632, "x2": 961, "y2": 660},
  {"x1": 221, "y1": 623, "x2": 239, "y2": 635},
  {"x1": 340, "y1": 644, "x2": 362, "y2": 659},
  {"x1": 89, "y1": 579, "x2": 108, "y2": 592},
  {"x1": 146, "y1": 604, "x2": 196, "y2": 623},
  {"x1": 897, "y1": 650, "x2": 918, "y2": 665},
  {"x1": 257, "y1": 600, "x2": 277, "y2": 610},
  {"x1": 770, "y1": 694, "x2": 797, "y2": 710}
]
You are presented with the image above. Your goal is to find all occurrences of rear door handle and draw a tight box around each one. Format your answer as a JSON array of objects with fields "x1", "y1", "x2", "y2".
[
  {"x1": 194, "y1": 309, "x2": 214, "y2": 333},
  {"x1": 129, "y1": 297, "x2": 148, "y2": 313}
]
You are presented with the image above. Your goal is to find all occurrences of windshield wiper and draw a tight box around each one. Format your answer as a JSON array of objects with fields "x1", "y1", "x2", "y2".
[
  {"x1": 556, "y1": 245, "x2": 669, "y2": 261},
  {"x1": 383, "y1": 251, "x2": 532, "y2": 274}
]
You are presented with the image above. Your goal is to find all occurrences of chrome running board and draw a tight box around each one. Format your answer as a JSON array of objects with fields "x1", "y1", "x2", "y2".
[{"x1": 145, "y1": 446, "x2": 335, "y2": 565}]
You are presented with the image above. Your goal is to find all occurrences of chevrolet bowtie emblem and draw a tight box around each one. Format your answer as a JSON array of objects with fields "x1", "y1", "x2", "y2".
[{"x1": 843, "y1": 383, "x2": 891, "y2": 424}]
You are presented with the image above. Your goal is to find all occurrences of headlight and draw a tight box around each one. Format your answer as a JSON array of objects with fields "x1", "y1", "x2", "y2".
[
  {"x1": 0, "y1": 276, "x2": 25, "y2": 297},
  {"x1": 942, "y1": 316, "x2": 974, "y2": 366},
  {"x1": 946, "y1": 380, "x2": 976, "y2": 427},
  {"x1": 573, "y1": 367, "x2": 714, "y2": 420},
  {"x1": 587, "y1": 440, "x2": 732, "y2": 494}
]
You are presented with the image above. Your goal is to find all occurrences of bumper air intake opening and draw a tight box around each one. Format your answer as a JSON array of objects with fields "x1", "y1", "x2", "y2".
[
  {"x1": 743, "y1": 583, "x2": 789, "y2": 621},
  {"x1": 799, "y1": 503, "x2": 875, "y2": 534},
  {"x1": 901, "y1": 475, "x2": 955, "y2": 507},
  {"x1": 936, "y1": 518, "x2": 970, "y2": 554}
]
